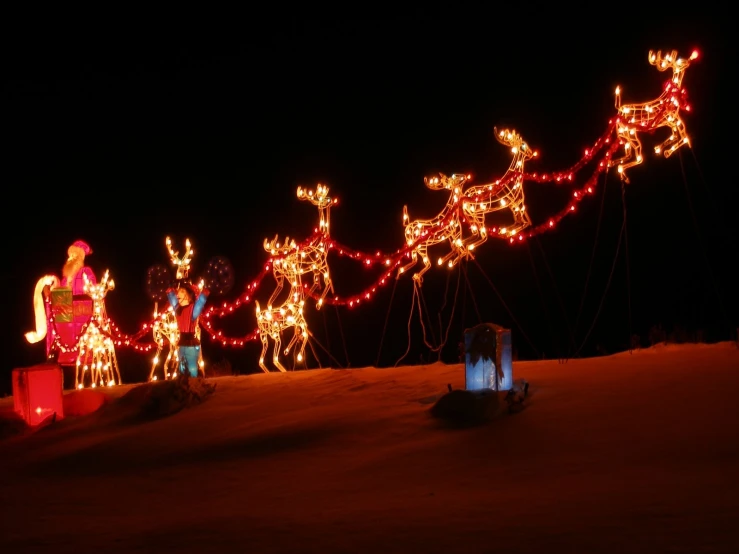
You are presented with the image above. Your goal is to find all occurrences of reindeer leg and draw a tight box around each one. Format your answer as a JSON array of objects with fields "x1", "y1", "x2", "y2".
[
  {"x1": 397, "y1": 250, "x2": 419, "y2": 279},
  {"x1": 316, "y1": 274, "x2": 332, "y2": 310},
  {"x1": 284, "y1": 329, "x2": 303, "y2": 365},
  {"x1": 169, "y1": 348, "x2": 179, "y2": 379},
  {"x1": 659, "y1": 117, "x2": 688, "y2": 158},
  {"x1": 310, "y1": 271, "x2": 321, "y2": 294},
  {"x1": 308, "y1": 273, "x2": 323, "y2": 308},
  {"x1": 510, "y1": 210, "x2": 532, "y2": 236},
  {"x1": 297, "y1": 325, "x2": 309, "y2": 364},
  {"x1": 613, "y1": 132, "x2": 642, "y2": 182},
  {"x1": 413, "y1": 244, "x2": 433, "y2": 282},
  {"x1": 150, "y1": 345, "x2": 162, "y2": 381},
  {"x1": 273, "y1": 333, "x2": 287, "y2": 372},
  {"x1": 461, "y1": 213, "x2": 489, "y2": 253},
  {"x1": 258, "y1": 330, "x2": 271, "y2": 372},
  {"x1": 439, "y1": 233, "x2": 466, "y2": 269},
  {"x1": 164, "y1": 348, "x2": 173, "y2": 379},
  {"x1": 112, "y1": 351, "x2": 122, "y2": 386}
]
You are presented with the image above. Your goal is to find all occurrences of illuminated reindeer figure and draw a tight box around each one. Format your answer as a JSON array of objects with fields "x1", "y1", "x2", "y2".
[
  {"x1": 461, "y1": 128, "x2": 537, "y2": 248},
  {"x1": 75, "y1": 270, "x2": 122, "y2": 389},
  {"x1": 264, "y1": 234, "x2": 298, "y2": 306},
  {"x1": 166, "y1": 236, "x2": 194, "y2": 280},
  {"x1": 264, "y1": 184, "x2": 336, "y2": 310},
  {"x1": 612, "y1": 49, "x2": 699, "y2": 182},
  {"x1": 264, "y1": 233, "x2": 335, "y2": 310},
  {"x1": 255, "y1": 287, "x2": 309, "y2": 373},
  {"x1": 297, "y1": 183, "x2": 334, "y2": 236},
  {"x1": 148, "y1": 306, "x2": 180, "y2": 381},
  {"x1": 397, "y1": 173, "x2": 469, "y2": 283}
]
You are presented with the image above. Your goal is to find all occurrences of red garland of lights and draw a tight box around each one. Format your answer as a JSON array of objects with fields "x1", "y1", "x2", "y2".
[
  {"x1": 126, "y1": 120, "x2": 624, "y2": 347},
  {"x1": 90, "y1": 66, "x2": 693, "y2": 353}
]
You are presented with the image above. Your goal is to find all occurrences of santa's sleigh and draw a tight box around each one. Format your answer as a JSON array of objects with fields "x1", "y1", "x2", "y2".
[
  {"x1": 25, "y1": 276, "x2": 94, "y2": 366},
  {"x1": 49, "y1": 286, "x2": 94, "y2": 365}
]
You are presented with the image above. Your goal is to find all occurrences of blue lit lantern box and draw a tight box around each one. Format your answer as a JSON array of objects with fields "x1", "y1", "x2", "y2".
[{"x1": 464, "y1": 323, "x2": 513, "y2": 392}]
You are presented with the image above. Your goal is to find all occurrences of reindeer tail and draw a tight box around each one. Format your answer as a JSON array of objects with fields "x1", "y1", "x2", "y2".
[{"x1": 25, "y1": 275, "x2": 60, "y2": 343}]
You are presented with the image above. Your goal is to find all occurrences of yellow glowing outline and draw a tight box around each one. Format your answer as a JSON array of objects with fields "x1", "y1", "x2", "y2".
[
  {"x1": 461, "y1": 127, "x2": 537, "y2": 249},
  {"x1": 398, "y1": 173, "x2": 470, "y2": 283},
  {"x1": 75, "y1": 270, "x2": 121, "y2": 389},
  {"x1": 255, "y1": 297, "x2": 308, "y2": 373},
  {"x1": 148, "y1": 306, "x2": 180, "y2": 381},
  {"x1": 256, "y1": 184, "x2": 337, "y2": 372},
  {"x1": 613, "y1": 49, "x2": 698, "y2": 182}
]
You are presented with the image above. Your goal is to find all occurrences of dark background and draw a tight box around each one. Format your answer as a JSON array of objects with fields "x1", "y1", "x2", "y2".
[{"x1": 3, "y1": 15, "x2": 736, "y2": 393}]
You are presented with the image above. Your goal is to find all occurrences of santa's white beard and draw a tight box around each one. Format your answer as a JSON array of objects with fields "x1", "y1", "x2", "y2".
[{"x1": 63, "y1": 258, "x2": 83, "y2": 282}]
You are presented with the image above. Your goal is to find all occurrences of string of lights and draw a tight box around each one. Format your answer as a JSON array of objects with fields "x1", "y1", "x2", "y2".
[{"x1": 31, "y1": 50, "x2": 698, "y2": 373}]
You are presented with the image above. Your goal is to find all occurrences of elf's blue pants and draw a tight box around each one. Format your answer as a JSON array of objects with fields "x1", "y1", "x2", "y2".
[{"x1": 178, "y1": 345, "x2": 201, "y2": 378}]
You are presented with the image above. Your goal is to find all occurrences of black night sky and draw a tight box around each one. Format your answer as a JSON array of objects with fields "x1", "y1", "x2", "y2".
[{"x1": 3, "y1": 16, "x2": 736, "y2": 393}]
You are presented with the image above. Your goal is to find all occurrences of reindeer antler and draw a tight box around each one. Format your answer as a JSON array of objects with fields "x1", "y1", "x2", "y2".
[
  {"x1": 297, "y1": 183, "x2": 335, "y2": 235},
  {"x1": 494, "y1": 127, "x2": 537, "y2": 159},
  {"x1": 264, "y1": 234, "x2": 296, "y2": 255},
  {"x1": 649, "y1": 49, "x2": 698, "y2": 75},
  {"x1": 297, "y1": 183, "x2": 333, "y2": 208},
  {"x1": 84, "y1": 269, "x2": 115, "y2": 301},
  {"x1": 166, "y1": 236, "x2": 194, "y2": 280},
  {"x1": 494, "y1": 127, "x2": 523, "y2": 147}
]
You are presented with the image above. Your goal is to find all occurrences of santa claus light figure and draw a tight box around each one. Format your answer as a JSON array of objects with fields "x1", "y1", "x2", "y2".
[
  {"x1": 166, "y1": 282, "x2": 209, "y2": 378},
  {"x1": 25, "y1": 239, "x2": 98, "y2": 365},
  {"x1": 61, "y1": 240, "x2": 96, "y2": 294}
]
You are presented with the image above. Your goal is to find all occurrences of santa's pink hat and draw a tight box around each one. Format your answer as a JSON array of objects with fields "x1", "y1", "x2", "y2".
[{"x1": 71, "y1": 240, "x2": 92, "y2": 255}]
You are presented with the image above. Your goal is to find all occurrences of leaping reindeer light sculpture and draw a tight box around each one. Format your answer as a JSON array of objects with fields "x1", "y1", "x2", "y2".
[
  {"x1": 255, "y1": 292, "x2": 309, "y2": 373},
  {"x1": 264, "y1": 184, "x2": 336, "y2": 310},
  {"x1": 612, "y1": 49, "x2": 698, "y2": 182},
  {"x1": 461, "y1": 128, "x2": 537, "y2": 249},
  {"x1": 75, "y1": 270, "x2": 121, "y2": 389},
  {"x1": 256, "y1": 184, "x2": 337, "y2": 372},
  {"x1": 398, "y1": 172, "x2": 470, "y2": 283}
]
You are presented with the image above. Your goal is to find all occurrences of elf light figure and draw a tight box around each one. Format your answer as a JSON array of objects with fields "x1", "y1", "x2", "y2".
[
  {"x1": 164, "y1": 236, "x2": 209, "y2": 379},
  {"x1": 166, "y1": 281, "x2": 209, "y2": 378}
]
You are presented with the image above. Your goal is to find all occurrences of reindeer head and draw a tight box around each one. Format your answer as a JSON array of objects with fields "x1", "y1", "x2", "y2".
[
  {"x1": 297, "y1": 183, "x2": 333, "y2": 208},
  {"x1": 494, "y1": 128, "x2": 538, "y2": 162},
  {"x1": 166, "y1": 236, "x2": 194, "y2": 280},
  {"x1": 649, "y1": 50, "x2": 699, "y2": 86},
  {"x1": 423, "y1": 173, "x2": 470, "y2": 192},
  {"x1": 263, "y1": 234, "x2": 297, "y2": 255},
  {"x1": 297, "y1": 183, "x2": 335, "y2": 235},
  {"x1": 84, "y1": 270, "x2": 115, "y2": 302}
]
